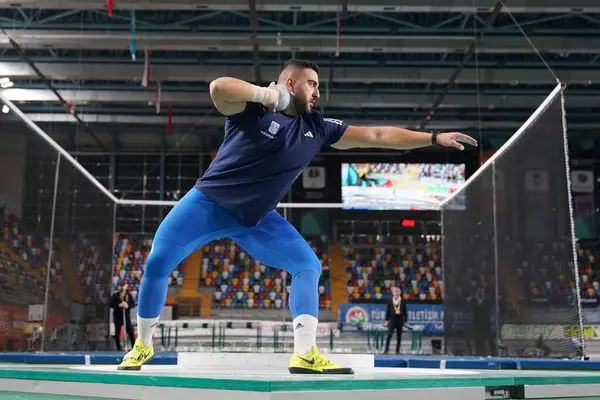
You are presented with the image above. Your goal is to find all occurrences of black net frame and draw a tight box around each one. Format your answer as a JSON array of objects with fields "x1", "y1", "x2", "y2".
[
  {"x1": 0, "y1": 94, "x2": 116, "y2": 352},
  {"x1": 441, "y1": 84, "x2": 585, "y2": 359}
]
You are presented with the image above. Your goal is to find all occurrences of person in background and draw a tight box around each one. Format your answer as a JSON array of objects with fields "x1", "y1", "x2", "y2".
[
  {"x1": 384, "y1": 286, "x2": 407, "y2": 354},
  {"x1": 471, "y1": 287, "x2": 497, "y2": 356},
  {"x1": 110, "y1": 284, "x2": 136, "y2": 351}
]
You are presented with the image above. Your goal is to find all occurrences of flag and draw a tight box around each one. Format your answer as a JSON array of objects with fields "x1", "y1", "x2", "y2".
[{"x1": 130, "y1": 10, "x2": 136, "y2": 61}]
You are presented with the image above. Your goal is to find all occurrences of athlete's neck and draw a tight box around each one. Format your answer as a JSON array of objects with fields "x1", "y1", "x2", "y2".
[{"x1": 282, "y1": 103, "x2": 301, "y2": 117}]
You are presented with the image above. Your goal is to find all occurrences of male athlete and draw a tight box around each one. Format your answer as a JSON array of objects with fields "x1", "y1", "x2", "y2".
[{"x1": 118, "y1": 59, "x2": 477, "y2": 374}]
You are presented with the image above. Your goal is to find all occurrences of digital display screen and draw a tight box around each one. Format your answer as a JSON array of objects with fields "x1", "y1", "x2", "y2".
[{"x1": 341, "y1": 163, "x2": 466, "y2": 210}]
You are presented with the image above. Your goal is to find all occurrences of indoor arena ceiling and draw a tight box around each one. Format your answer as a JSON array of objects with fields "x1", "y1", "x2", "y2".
[{"x1": 1, "y1": 0, "x2": 600, "y2": 150}]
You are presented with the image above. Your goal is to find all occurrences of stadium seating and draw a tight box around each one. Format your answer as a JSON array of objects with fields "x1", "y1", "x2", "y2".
[
  {"x1": 111, "y1": 233, "x2": 331, "y2": 309},
  {"x1": 343, "y1": 235, "x2": 443, "y2": 302},
  {"x1": 578, "y1": 242, "x2": 600, "y2": 300},
  {"x1": 341, "y1": 236, "x2": 596, "y2": 305},
  {"x1": 0, "y1": 203, "x2": 63, "y2": 304},
  {"x1": 0, "y1": 248, "x2": 47, "y2": 305},
  {"x1": 0, "y1": 202, "x2": 115, "y2": 305},
  {"x1": 113, "y1": 233, "x2": 185, "y2": 300},
  {"x1": 0, "y1": 205, "x2": 62, "y2": 286},
  {"x1": 71, "y1": 233, "x2": 111, "y2": 304},
  {"x1": 204, "y1": 235, "x2": 331, "y2": 309},
  {"x1": 109, "y1": 233, "x2": 596, "y2": 308},
  {"x1": 507, "y1": 240, "x2": 588, "y2": 304},
  {"x1": 4, "y1": 197, "x2": 596, "y2": 312}
]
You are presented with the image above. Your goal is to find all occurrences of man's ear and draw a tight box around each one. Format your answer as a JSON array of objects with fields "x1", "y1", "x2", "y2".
[{"x1": 285, "y1": 77, "x2": 294, "y2": 92}]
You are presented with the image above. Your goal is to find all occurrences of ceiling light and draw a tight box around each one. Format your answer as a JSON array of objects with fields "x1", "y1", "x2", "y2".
[
  {"x1": 0, "y1": 78, "x2": 9, "y2": 84},
  {"x1": 1, "y1": 105, "x2": 8, "y2": 114},
  {"x1": 1, "y1": 81, "x2": 14, "y2": 88}
]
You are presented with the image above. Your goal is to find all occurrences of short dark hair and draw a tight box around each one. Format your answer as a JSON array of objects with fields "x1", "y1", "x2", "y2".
[{"x1": 280, "y1": 59, "x2": 319, "y2": 74}]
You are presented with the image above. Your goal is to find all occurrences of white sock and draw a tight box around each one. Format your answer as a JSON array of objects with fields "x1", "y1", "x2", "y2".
[
  {"x1": 137, "y1": 315, "x2": 159, "y2": 347},
  {"x1": 293, "y1": 314, "x2": 318, "y2": 355}
]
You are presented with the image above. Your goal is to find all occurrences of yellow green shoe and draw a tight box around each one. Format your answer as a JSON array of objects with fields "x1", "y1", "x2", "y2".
[
  {"x1": 288, "y1": 345, "x2": 354, "y2": 374},
  {"x1": 117, "y1": 339, "x2": 154, "y2": 371}
]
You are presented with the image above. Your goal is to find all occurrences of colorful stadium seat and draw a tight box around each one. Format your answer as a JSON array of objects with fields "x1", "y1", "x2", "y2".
[
  {"x1": 205, "y1": 236, "x2": 331, "y2": 309},
  {"x1": 343, "y1": 235, "x2": 443, "y2": 302}
]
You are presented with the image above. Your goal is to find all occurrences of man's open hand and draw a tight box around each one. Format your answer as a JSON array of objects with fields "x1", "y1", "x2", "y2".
[{"x1": 436, "y1": 132, "x2": 479, "y2": 151}]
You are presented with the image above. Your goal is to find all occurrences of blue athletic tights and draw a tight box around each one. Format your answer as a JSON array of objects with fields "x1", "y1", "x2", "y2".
[{"x1": 137, "y1": 188, "x2": 321, "y2": 320}]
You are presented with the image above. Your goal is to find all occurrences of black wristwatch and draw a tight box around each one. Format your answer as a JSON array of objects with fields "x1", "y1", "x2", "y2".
[{"x1": 431, "y1": 132, "x2": 438, "y2": 145}]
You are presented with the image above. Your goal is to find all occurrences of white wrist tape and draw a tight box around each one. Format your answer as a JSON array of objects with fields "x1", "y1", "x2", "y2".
[{"x1": 251, "y1": 85, "x2": 278, "y2": 106}]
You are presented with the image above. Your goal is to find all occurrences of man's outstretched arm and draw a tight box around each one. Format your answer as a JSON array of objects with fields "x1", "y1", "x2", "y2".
[
  {"x1": 331, "y1": 125, "x2": 478, "y2": 151},
  {"x1": 209, "y1": 77, "x2": 279, "y2": 116}
]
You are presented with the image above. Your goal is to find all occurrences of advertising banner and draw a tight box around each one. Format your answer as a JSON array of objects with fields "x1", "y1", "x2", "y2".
[{"x1": 338, "y1": 303, "x2": 444, "y2": 333}]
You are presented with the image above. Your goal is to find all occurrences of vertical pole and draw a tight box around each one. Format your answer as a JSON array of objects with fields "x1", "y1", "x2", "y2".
[
  {"x1": 329, "y1": 328, "x2": 333, "y2": 350},
  {"x1": 41, "y1": 153, "x2": 61, "y2": 352},
  {"x1": 561, "y1": 88, "x2": 587, "y2": 359},
  {"x1": 440, "y1": 204, "x2": 448, "y2": 355},
  {"x1": 111, "y1": 201, "x2": 118, "y2": 349},
  {"x1": 211, "y1": 325, "x2": 216, "y2": 350},
  {"x1": 492, "y1": 162, "x2": 501, "y2": 353}
]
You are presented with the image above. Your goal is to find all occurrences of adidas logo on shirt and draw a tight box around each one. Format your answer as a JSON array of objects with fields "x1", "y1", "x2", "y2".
[{"x1": 304, "y1": 131, "x2": 314, "y2": 138}]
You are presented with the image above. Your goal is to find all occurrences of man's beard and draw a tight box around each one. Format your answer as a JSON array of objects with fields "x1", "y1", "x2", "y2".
[{"x1": 292, "y1": 97, "x2": 309, "y2": 114}]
